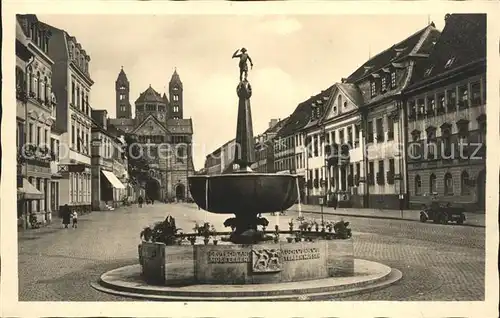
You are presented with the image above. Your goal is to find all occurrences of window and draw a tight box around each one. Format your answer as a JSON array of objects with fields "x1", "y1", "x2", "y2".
[
  {"x1": 417, "y1": 99, "x2": 425, "y2": 118},
  {"x1": 471, "y1": 81, "x2": 481, "y2": 106},
  {"x1": 444, "y1": 57, "x2": 455, "y2": 69},
  {"x1": 76, "y1": 128, "x2": 81, "y2": 152},
  {"x1": 136, "y1": 105, "x2": 144, "y2": 112},
  {"x1": 173, "y1": 95, "x2": 179, "y2": 101},
  {"x1": 120, "y1": 94, "x2": 125, "y2": 100},
  {"x1": 410, "y1": 130, "x2": 421, "y2": 159},
  {"x1": 390, "y1": 72, "x2": 396, "y2": 88},
  {"x1": 388, "y1": 159, "x2": 395, "y2": 185},
  {"x1": 461, "y1": 171, "x2": 470, "y2": 195},
  {"x1": 458, "y1": 85, "x2": 468, "y2": 109},
  {"x1": 441, "y1": 125, "x2": 452, "y2": 158},
  {"x1": 415, "y1": 175, "x2": 422, "y2": 195},
  {"x1": 347, "y1": 126, "x2": 353, "y2": 146},
  {"x1": 36, "y1": 127, "x2": 41, "y2": 145},
  {"x1": 376, "y1": 118, "x2": 384, "y2": 142},
  {"x1": 368, "y1": 161, "x2": 375, "y2": 185},
  {"x1": 146, "y1": 104, "x2": 156, "y2": 111},
  {"x1": 427, "y1": 95, "x2": 435, "y2": 116},
  {"x1": 408, "y1": 100, "x2": 416, "y2": 120},
  {"x1": 337, "y1": 95, "x2": 342, "y2": 109},
  {"x1": 426, "y1": 175, "x2": 436, "y2": 196},
  {"x1": 437, "y1": 93, "x2": 445, "y2": 113},
  {"x1": 173, "y1": 106, "x2": 179, "y2": 113},
  {"x1": 367, "y1": 121, "x2": 374, "y2": 143},
  {"x1": 446, "y1": 89, "x2": 456, "y2": 111},
  {"x1": 76, "y1": 86, "x2": 81, "y2": 108},
  {"x1": 381, "y1": 77, "x2": 387, "y2": 91},
  {"x1": 444, "y1": 173, "x2": 453, "y2": 195},
  {"x1": 71, "y1": 125, "x2": 75, "y2": 148},
  {"x1": 339, "y1": 130, "x2": 345, "y2": 144},
  {"x1": 120, "y1": 105, "x2": 126, "y2": 112},
  {"x1": 29, "y1": 123, "x2": 33, "y2": 143},
  {"x1": 71, "y1": 82, "x2": 75, "y2": 104},
  {"x1": 34, "y1": 74, "x2": 39, "y2": 98},
  {"x1": 377, "y1": 160, "x2": 385, "y2": 185},
  {"x1": 387, "y1": 116, "x2": 394, "y2": 140},
  {"x1": 370, "y1": 81, "x2": 377, "y2": 97},
  {"x1": 426, "y1": 127, "x2": 437, "y2": 159},
  {"x1": 354, "y1": 125, "x2": 360, "y2": 144}
]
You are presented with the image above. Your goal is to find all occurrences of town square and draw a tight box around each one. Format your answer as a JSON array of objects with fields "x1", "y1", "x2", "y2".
[{"x1": 13, "y1": 12, "x2": 487, "y2": 302}]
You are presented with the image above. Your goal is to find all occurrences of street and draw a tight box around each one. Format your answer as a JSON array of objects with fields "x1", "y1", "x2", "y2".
[{"x1": 18, "y1": 203, "x2": 484, "y2": 301}]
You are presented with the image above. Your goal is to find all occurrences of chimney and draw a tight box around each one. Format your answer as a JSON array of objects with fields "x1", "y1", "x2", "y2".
[
  {"x1": 91, "y1": 109, "x2": 108, "y2": 130},
  {"x1": 269, "y1": 118, "x2": 278, "y2": 129}
]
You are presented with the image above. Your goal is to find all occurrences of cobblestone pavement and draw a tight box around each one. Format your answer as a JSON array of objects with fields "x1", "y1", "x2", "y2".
[{"x1": 18, "y1": 202, "x2": 484, "y2": 301}]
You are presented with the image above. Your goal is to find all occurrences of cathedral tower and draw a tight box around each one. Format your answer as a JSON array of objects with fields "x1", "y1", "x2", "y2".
[
  {"x1": 168, "y1": 68, "x2": 183, "y2": 119},
  {"x1": 115, "y1": 67, "x2": 132, "y2": 118}
]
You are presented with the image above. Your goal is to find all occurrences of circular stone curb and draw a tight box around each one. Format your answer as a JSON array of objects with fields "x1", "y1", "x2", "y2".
[{"x1": 91, "y1": 259, "x2": 402, "y2": 301}]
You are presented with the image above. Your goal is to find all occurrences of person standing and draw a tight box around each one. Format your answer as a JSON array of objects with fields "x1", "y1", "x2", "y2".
[
  {"x1": 71, "y1": 210, "x2": 78, "y2": 229},
  {"x1": 62, "y1": 204, "x2": 71, "y2": 228},
  {"x1": 138, "y1": 196, "x2": 144, "y2": 208},
  {"x1": 332, "y1": 193, "x2": 338, "y2": 211}
]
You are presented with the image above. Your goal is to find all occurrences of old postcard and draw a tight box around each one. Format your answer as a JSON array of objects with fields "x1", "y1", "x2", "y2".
[{"x1": 1, "y1": 0, "x2": 499, "y2": 317}]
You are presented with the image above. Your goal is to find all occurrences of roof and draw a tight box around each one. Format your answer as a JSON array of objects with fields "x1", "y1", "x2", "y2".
[
  {"x1": 346, "y1": 23, "x2": 437, "y2": 83},
  {"x1": 167, "y1": 118, "x2": 193, "y2": 134},
  {"x1": 301, "y1": 86, "x2": 335, "y2": 130},
  {"x1": 169, "y1": 68, "x2": 183, "y2": 89},
  {"x1": 337, "y1": 83, "x2": 364, "y2": 106},
  {"x1": 409, "y1": 14, "x2": 486, "y2": 86},
  {"x1": 116, "y1": 67, "x2": 128, "y2": 83},
  {"x1": 135, "y1": 85, "x2": 165, "y2": 104},
  {"x1": 263, "y1": 116, "x2": 290, "y2": 134}
]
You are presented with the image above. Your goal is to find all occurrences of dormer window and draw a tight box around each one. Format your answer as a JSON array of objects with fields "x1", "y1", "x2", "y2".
[
  {"x1": 381, "y1": 77, "x2": 387, "y2": 92},
  {"x1": 424, "y1": 66, "x2": 434, "y2": 77},
  {"x1": 370, "y1": 81, "x2": 377, "y2": 97},
  {"x1": 390, "y1": 71, "x2": 396, "y2": 88},
  {"x1": 444, "y1": 57, "x2": 455, "y2": 69}
]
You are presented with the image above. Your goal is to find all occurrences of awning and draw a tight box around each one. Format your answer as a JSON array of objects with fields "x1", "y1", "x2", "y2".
[
  {"x1": 101, "y1": 170, "x2": 126, "y2": 189},
  {"x1": 17, "y1": 178, "x2": 43, "y2": 200}
]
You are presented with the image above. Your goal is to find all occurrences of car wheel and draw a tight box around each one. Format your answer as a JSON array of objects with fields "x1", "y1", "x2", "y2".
[{"x1": 420, "y1": 213, "x2": 427, "y2": 223}]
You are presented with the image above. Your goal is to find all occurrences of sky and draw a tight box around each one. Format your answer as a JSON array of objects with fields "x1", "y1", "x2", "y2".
[{"x1": 38, "y1": 14, "x2": 445, "y2": 170}]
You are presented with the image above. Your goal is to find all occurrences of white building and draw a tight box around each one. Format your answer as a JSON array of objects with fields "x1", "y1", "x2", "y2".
[{"x1": 44, "y1": 22, "x2": 94, "y2": 213}]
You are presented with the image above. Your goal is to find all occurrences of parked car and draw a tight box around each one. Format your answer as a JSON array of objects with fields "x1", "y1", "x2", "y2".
[{"x1": 419, "y1": 201, "x2": 466, "y2": 225}]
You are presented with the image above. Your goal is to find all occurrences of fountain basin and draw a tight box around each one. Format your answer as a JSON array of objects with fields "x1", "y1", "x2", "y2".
[
  {"x1": 188, "y1": 173, "x2": 299, "y2": 214},
  {"x1": 138, "y1": 239, "x2": 353, "y2": 285}
]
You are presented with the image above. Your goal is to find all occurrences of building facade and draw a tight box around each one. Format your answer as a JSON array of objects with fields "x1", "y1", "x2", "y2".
[
  {"x1": 91, "y1": 110, "x2": 129, "y2": 210},
  {"x1": 16, "y1": 15, "x2": 60, "y2": 228},
  {"x1": 109, "y1": 68, "x2": 194, "y2": 201},
  {"x1": 43, "y1": 21, "x2": 94, "y2": 213},
  {"x1": 403, "y1": 14, "x2": 486, "y2": 211},
  {"x1": 344, "y1": 22, "x2": 440, "y2": 209}
]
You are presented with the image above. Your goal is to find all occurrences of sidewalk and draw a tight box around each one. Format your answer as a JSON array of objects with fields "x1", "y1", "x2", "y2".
[{"x1": 288, "y1": 204, "x2": 485, "y2": 228}]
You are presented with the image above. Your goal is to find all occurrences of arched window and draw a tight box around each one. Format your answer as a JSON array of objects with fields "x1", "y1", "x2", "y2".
[
  {"x1": 27, "y1": 67, "x2": 33, "y2": 93},
  {"x1": 37, "y1": 72, "x2": 41, "y2": 98},
  {"x1": 429, "y1": 174, "x2": 437, "y2": 194},
  {"x1": 338, "y1": 95, "x2": 342, "y2": 109},
  {"x1": 33, "y1": 72, "x2": 38, "y2": 97},
  {"x1": 44, "y1": 76, "x2": 49, "y2": 102},
  {"x1": 461, "y1": 171, "x2": 470, "y2": 195},
  {"x1": 40, "y1": 76, "x2": 45, "y2": 102},
  {"x1": 415, "y1": 175, "x2": 422, "y2": 195},
  {"x1": 444, "y1": 173, "x2": 453, "y2": 195}
]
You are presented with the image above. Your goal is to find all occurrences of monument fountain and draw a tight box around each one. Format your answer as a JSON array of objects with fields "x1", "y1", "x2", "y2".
[{"x1": 92, "y1": 50, "x2": 402, "y2": 300}]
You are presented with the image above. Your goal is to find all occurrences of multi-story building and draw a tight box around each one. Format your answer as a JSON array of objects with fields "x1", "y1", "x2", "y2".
[
  {"x1": 252, "y1": 118, "x2": 288, "y2": 173},
  {"x1": 43, "y1": 21, "x2": 94, "y2": 213},
  {"x1": 301, "y1": 89, "x2": 335, "y2": 205},
  {"x1": 344, "y1": 22, "x2": 440, "y2": 209},
  {"x1": 403, "y1": 14, "x2": 486, "y2": 211},
  {"x1": 109, "y1": 68, "x2": 195, "y2": 201},
  {"x1": 16, "y1": 15, "x2": 60, "y2": 227},
  {"x1": 304, "y1": 83, "x2": 365, "y2": 207},
  {"x1": 91, "y1": 110, "x2": 129, "y2": 210}
]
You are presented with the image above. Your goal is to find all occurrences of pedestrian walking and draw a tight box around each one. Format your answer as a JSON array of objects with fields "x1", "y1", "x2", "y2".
[
  {"x1": 332, "y1": 193, "x2": 338, "y2": 211},
  {"x1": 138, "y1": 196, "x2": 144, "y2": 208},
  {"x1": 62, "y1": 204, "x2": 71, "y2": 228},
  {"x1": 71, "y1": 210, "x2": 78, "y2": 228}
]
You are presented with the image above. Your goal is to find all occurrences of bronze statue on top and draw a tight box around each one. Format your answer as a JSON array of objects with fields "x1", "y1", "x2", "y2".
[{"x1": 232, "y1": 47, "x2": 254, "y2": 82}]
